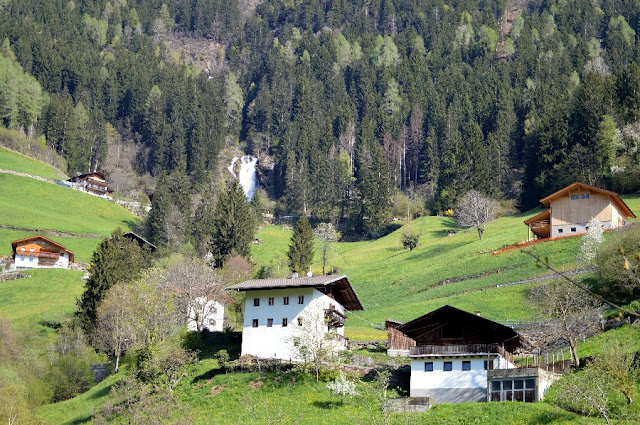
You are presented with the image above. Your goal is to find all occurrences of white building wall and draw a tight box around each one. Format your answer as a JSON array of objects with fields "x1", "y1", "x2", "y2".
[
  {"x1": 410, "y1": 356, "x2": 516, "y2": 403},
  {"x1": 240, "y1": 287, "x2": 346, "y2": 360},
  {"x1": 14, "y1": 252, "x2": 69, "y2": 269},
  {"x1": 187, "y1": 298, "x2": 224, "y2": 332},
  {"x1": 551, "y1": 221, "x2": 613, "y2": 238}
]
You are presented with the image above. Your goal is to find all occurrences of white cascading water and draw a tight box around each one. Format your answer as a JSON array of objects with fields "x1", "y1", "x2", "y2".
[{"x1": 228, "y1": 155, "x2": 258, "y2": 200}]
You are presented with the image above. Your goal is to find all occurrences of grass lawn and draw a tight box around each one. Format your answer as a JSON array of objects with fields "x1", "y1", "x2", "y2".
[
  {"x1": 0, "y1": 268, "x2": 85, "y2": 344},
  {"x1": 0, "y1": 147, "x2": 67, "y2": 180},
  {"x1": 0, "y1": 173, "x2": 137, "y2": 236},
  {"x1": 0, "y1": 228, "x2": 100, "y2": 263}
]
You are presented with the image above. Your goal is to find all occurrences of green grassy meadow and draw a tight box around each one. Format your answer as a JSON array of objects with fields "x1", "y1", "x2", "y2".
[
  {"x1": 0, "y1": 173, "x2": 137, "y2": 236},
  {"x1": 252, "y1": 195, "x2": 640, "y2": 338},
  {"x1": 0, "y1": 268, "x2": 85, "y2": 343},
  {"x1": 0, "y1": 147, "x2": 67, "y2": 180}
]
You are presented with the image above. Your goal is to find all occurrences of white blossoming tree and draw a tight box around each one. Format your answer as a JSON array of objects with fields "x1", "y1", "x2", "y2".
[
  {"x1": 327, "y1": 372, "x2": 358, "y2": 403},
  {"x1": 578, "y1": 218, "x2": 604, "y2": 264}
]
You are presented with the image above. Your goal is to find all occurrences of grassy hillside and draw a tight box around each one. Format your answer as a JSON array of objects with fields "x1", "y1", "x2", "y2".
[
  {"x1": 0, "y1": 147, "x2": 67, "y2": 180},
  {"x1": 0, "y1": 268, "x2": 85, "y2": 342},
  {"x1": 253, "y1": 195, "x2": 640, "y2": 338},
  {"x1": 37, "y1": 332, "x2": 628, "y2": 425},
  {"x1": 0, "y1": 173, "x2": 137, "y2": 235}
]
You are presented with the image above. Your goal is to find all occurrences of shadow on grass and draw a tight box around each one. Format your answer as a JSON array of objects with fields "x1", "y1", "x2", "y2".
[
  {"x1": 406, "y1": 241, "x2": 468, "y2": 262},
  {"x1": 312, "y1": 400, "x2": 344, "y2": 409},
  {"x1": 530, "y1": 410, "x2": 584, "y2": 424},
  {"x1": 66, "y1": 415, "x2": 92, "y2": 425},
  {"x1": 87, "y1": 383, "x2": 114, "y2": 400},
  {"x1": 192, "y1": 366, "x2": 226, "y2": 383}
]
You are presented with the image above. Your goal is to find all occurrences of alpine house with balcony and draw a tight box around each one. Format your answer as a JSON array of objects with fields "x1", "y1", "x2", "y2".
[
  {"x1": 387, "y1": 305, "x2": 556, "y2": 403},
  {"x1": 524, "y1": 182, "x2": 635, "y2": 240},
  {"x1": 228, "y1": 275, "x2": 363, "y2": 361}
]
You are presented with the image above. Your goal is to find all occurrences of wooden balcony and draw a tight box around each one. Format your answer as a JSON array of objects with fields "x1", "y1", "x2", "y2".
[
  {"x1": 410, "y1": 343, "x2": 511, "y2": 360},
  {"x1": 325, "y1": 308, "x2": 346, "y2": 327}
]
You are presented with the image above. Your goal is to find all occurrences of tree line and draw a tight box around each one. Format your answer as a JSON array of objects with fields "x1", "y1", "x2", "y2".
[{"x1": 1, "y1": 0, "x2": 640, "y2": 239}]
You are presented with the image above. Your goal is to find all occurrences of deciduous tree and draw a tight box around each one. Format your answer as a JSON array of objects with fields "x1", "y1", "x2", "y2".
[{"x1": 455, "y1": 190, "x2": 498, "y2": 239}]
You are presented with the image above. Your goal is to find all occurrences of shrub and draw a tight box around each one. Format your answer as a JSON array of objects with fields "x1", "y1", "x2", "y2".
[
  {"x1": 45, "y1": 353, "x2": 94, "y2": 402},
  {"x1": 402, "y1": 232, "x2": 419, "y2": 251}
]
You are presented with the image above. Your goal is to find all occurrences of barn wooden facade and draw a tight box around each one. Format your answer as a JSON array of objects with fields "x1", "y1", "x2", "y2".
[{"x1": 524, "y1": 182, "x2": 635, "y2": 240}]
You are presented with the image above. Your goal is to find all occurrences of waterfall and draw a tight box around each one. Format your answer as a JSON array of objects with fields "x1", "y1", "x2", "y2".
[{"x1": 228, "y1": 155, "x2": 258, "y2": 200}]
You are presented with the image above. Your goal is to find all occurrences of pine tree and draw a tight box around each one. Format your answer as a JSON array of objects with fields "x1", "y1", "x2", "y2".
[
  {"x1": 287, "y1": 217, "x2": 315, "y2": 274},
  {"x1": 210, "y1": 180, "x2": 256, "y2": 267},
  {"x1": 76, "y1": 228, "x2": 147, "y2": 334}
]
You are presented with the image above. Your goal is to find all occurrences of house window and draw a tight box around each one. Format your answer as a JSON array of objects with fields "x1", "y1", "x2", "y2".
[
  {"x1": 283, "y1": 296, "x2": 289, "y2": 305},
  {"x1": 570, "y1": 227, "x2": 577, "y2": 232},
  {"x1": 490, "y1": 379, "x2": 536, "y2": 402},
  {"x1": 252, "y1": 319, "x2": 258, "y2": 328},
  {"x1": 253, "y1": 298, "x2": 260, "y2": 307},
  {"x1": 557, "y1": 229, "x2": 564, "y2": 234},
  {"x1": 571, "y1": 194, "x2": 579, "y2": 200},
  {"x1": 298, "y1": 295, "x2": 304, "y2": 304},
  {"x1": 267, "y1": 318, "x2": 273, "y2": 327},
  {"x1": 298, "y1": 318, "x2": 303, "y2": 326},
  {"x1": 582, "y1": 193, "x2": 589, "y2": 199},
  {"x1": 282, "y1": 318, "x2": 288, "y2": 327},
  {"x1": 484, "y1": 360, "x2": 494, "y2": 370},
  {"x1": 462, "y1": 361, "x2": 471, "y2": 371},
  {"x1": 268, "y1": 297, "x2": 274, "y2": 306},
  {"x1": 21, "y1": 247, "x2": 25, "y2": 251},
  {"x1": 29, "y1": 258, "x2": 33, "y2": 262},
  {"x1": 443, "y1": 362, "x2": 452, "y2": 372},
  {"x1": 424, "y1": 362, "x2": 433, "y2": 372},
  {"x1": 29, "y1": 248, "x2": 34, "y2": 252}
]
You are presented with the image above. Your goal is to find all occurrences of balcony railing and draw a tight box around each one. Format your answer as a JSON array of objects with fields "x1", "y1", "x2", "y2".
[
  {"x1": 325, "y1": 308, "x2": 346, "y2": 327},
  {"x1": 410, "y1": 343, "x2": 509, "y2": 358},
  {"x1": 529, "y1": 220, "x2": 549, "y2": 229}
]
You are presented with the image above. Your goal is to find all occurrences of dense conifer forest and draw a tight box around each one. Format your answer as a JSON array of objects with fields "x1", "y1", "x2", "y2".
[{"x1": 1, "y1": 0, "x2": 640, "y2": 240}]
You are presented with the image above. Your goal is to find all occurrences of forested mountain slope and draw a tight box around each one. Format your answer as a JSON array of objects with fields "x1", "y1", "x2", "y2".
[{"x1": 1, "y1": 0, "x2": 639, "y2": 239}]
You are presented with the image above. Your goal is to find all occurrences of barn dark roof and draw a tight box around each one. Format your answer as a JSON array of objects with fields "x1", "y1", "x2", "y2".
[
  {"x1": 228, "y1": 275, "x2": 364, "y2": 311},
  {"x1": 396, "y1": 305, "x2": 521, "y2": 352},
  {"x1": 123, "y1": 232, "x2": 157, "y2": 252}
]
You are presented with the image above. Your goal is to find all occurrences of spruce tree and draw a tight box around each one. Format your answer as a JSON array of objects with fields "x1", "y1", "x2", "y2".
[
  {"x1": 210, "y1": 180, "x2": 256, "y2": 267},
  {"x1": 76, "y1": 228, "x2": 147, "y2": 334},
  {"x1": 287, "y1": 217, "x2": 315, "y2": 274}
]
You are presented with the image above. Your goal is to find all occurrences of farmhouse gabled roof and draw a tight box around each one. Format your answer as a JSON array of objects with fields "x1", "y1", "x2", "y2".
[
  {"x1": 539, "y1": 182, "x2": 636, "y2": 218},
  {"x1": 228, "y1": 275, "x2": 364, "y2": 311},
  {"x1": 68, "y1": 171, "x2": 107, "y2": 182},
  {"x1": 11, "y1": 235, "x2": 75, "y2": 262},
  {"x1": 396, "y1": 305, "x2": 521, "y2": 352}
]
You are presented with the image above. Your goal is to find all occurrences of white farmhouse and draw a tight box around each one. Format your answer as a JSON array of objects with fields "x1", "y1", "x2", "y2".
[
  {"x1": 387, "y1": 305, "x2": 556, "y2": 404},
  {"x1": 228, "y1": 275, "x2": 364, "y2": 360},
  {"x1": 11, "y1": 236, "x2": 74, "y2": 270},
  {"x1": 187, "y1": 297, "x2": 225, "y2": 333}
]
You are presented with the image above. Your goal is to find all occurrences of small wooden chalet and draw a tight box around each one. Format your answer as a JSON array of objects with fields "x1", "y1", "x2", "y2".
[
  {"x1": 68, "y1": 171, "x2": 113, "y2": 199},
  {"x1": 524, "y1": 182, "x2": 635, "y2": 240},
  {"x1": 11, "y1": 235, "x2": 74, "y2": 269}
]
